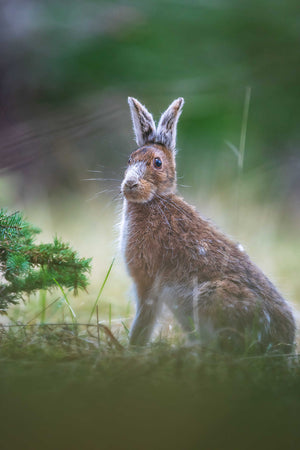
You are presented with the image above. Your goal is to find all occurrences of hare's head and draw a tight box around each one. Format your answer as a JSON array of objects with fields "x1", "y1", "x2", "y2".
[{"x1": 121, "y1": 97, "x2": 184, "y2": 203}]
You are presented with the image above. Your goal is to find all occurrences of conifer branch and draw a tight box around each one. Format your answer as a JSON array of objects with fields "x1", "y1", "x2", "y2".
[{"x1": 0, "y1": 209, "x2": 91, "y2": 311}]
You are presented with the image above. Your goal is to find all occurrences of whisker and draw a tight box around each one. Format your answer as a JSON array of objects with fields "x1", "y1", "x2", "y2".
[
  {"x1": 97, "y1": 192, "x2": 123, "y2": 212},
  {"x1": 82, "y1": 178, "x2": 121, "y2": 182},
  {"x1": 112, "y1": 192, "x2": 123, "y2": 202},
  {"x1": 1, "y1": 107, "x2": 120, "y2": 152},
  {"x1": 87, "y1": 189, "x2": 118, "y2": 202}
]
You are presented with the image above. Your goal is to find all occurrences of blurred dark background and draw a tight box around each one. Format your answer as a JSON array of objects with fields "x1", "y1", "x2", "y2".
[{"x1": 0, "y1": 0, "x2": 299, "y2": 210}]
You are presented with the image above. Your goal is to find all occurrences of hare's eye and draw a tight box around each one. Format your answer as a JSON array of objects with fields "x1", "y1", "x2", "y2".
[
  {"x1": 154, "y1": 157, "x2": 162, "y2": 169},
  {"x1": 128, "y1": 158, "x2": 131, "y2": 165}
]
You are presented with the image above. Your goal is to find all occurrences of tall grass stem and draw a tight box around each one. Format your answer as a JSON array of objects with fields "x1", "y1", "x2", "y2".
[
  {"x1": 88, "y1": 257, "x2": 115, "y2": 323},
  {"x1": 236, "y1": 86, "x2": 251, "y2": 230},
  {"x1": 39, "y1": 290, "x2": 47, "y2": 324},
  {"x1": 96, "y1": 304, "x2": 100, "y2": 347},
  {"x1": 109, "y1": 303, "x2": 112, "y2": 329},
  {"x1": 53, "y1": 278, "x2": 77, "y2": 324}
]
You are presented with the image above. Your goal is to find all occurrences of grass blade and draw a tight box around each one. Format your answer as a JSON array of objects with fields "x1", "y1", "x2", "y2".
[
  {"x1": 230, "y1": 86, "x2": 252, "y2": 232},
  {"x1": 53, "y1": 278, "x2": 77, "y2": 324},
  {"x1": 109, "y1": 303, "x2": 112, "y2": 329},
  {"x1": 225, "y1": 140, "x2": 240, "y2": 159},
  {"x1": 96, "y1": 304, "x2": 100, "y2": 347},
  {"x1": 26, "y1": 296, "x2": 60, "y2": 325},
  {"x1": 121, "y1": 321, "x2": 130, "y2": 336},
  {"x1": 39, "y1": 290, "x2": 47, "y2": 324},
  {"x1": 239, "y1": 86, "x2": 251, "y2": 170},
  {"x1": 88, "y1": 257, "x2": 115, "y2": 323}
]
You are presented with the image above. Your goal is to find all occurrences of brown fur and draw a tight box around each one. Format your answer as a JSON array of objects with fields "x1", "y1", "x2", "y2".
[{"x1": 121, "y1": 98, "x2": 296, "y2": 353}]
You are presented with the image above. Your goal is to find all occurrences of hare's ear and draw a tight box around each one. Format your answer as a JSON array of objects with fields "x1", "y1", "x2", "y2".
[
  {"x1": 156, "y1": 98, "x2": 184, "y2": 152},
  {"x1": 128, "y1": 97, "x2": 156, "y2": 147}
]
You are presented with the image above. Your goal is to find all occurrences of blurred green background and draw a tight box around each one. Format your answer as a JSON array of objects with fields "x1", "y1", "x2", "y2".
[{"x1": 0, "y1": 0, "x2": 299, "y2": 322}]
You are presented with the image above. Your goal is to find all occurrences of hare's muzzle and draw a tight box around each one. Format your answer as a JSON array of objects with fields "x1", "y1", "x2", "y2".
[
  {"x1": 121, "y1": 176, "x2": 139, "y2": 195},
  {"x1": 122, "y1": 162, "x2": 144, "y2": 194},
  {"x1": 124, "y1": 179, "x2": 138, "y2": 190},
  {"x1": 121, "y1": 161, "x2": 153, "y2": 202},
  {"x1": 121, "y1": 175, "x2": 140, "y2": 200}
]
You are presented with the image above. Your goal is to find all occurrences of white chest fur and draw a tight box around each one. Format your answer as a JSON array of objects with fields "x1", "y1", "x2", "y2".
[{"x1": 119, "y1": 199, "x2": 129, "y2": 260}]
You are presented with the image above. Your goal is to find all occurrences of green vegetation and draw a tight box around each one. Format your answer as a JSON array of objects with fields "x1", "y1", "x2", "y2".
[
  {"x1": 0, "y1": 209, "x2": 91, "y2": 311},
  {"x1": 1, "y1": 323, "x2": 300, "y2": 450}
]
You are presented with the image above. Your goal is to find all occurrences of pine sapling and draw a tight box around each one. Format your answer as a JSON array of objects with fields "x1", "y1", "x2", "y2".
[{"x1": 0, "y1": 209, "x2": 91, "y2": 312}]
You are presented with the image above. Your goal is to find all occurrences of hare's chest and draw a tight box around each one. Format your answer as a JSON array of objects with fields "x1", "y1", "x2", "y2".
[{"x1": 121, "y1": 208, "x2": 163, "y2": 277}]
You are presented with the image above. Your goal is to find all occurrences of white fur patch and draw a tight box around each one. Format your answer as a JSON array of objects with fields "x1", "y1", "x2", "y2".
[
  {"x1": 146, "y1": 299, "x2": 154, "y2": 306},
  {"x1": 192, "y1": 275, "x2": 200, "y2": 331},
  {"x1": 119, "y1": 199, "x2": 128, "y2": 258},
  {"x1": 128, "y1": 97, "x2": 156, "y2": 147},
  {"x1": 124, "y1": 161, "x2": 146, "y2": 186},
  {"x1": 264, "y1": 311, "x2": 271, "y2": 325},
  {"x1": 237, "y1": 243, "x2": 244, "y2": 252},
  {"x1": 156, "y1": 98, "x2": 184, "y2": 152},
  {"x1": 198, "y1": 246, "x2": 207, "y2": 256}
]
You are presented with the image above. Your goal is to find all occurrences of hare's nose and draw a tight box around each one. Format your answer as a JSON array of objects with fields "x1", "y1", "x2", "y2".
[{"x1": 125, "y1": 180, "x2": 138, "y2": 189}]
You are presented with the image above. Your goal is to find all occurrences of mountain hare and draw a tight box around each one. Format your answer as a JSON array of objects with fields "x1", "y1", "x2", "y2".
[{"x1": 120, "y1": 97, "x2": 295, "y2": 353}]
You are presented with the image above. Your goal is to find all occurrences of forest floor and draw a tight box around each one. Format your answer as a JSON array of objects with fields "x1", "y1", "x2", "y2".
[{"x1": 1, "y1": 321, "x2": 300, "y2": 450}]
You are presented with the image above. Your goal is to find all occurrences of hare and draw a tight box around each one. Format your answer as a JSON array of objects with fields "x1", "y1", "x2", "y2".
[{"x1": 120, "y1": 96, "x2": 296, "y2": 353}]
